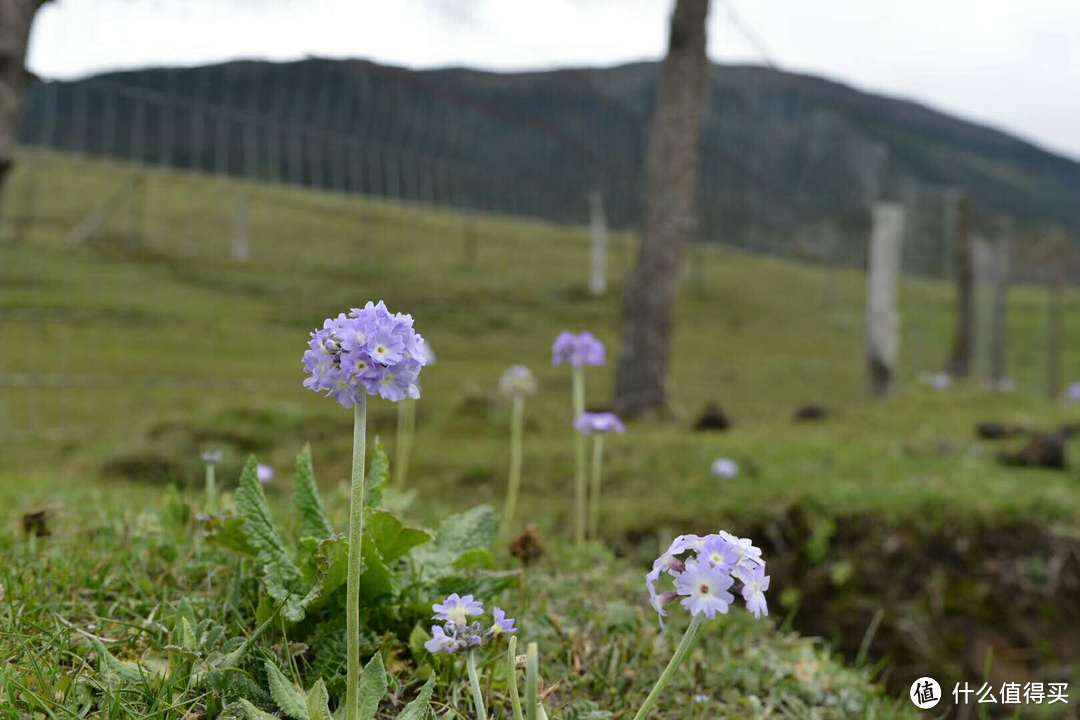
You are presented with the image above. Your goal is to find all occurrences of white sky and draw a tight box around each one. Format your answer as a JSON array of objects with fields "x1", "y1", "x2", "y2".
[{"x1": 27, "y1": 0, "x2": 1080, "y2": 160}]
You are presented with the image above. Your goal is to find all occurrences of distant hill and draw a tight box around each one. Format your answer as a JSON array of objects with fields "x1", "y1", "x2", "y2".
[{"x1": 19, "y1": 58, "x2": 1080, "y2": 269}]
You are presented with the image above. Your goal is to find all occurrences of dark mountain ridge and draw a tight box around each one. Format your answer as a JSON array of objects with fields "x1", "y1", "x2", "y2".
[{"x1": 18, "y1": 57, "x2": 1080, "y2": 269}]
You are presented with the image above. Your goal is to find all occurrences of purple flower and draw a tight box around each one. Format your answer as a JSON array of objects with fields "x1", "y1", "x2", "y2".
[
  {"x1": 301, "y1": 301, "x2": 427, "y2": 407},
  {"x1": 675, "y1": 560, "x2": 735, "y2": 619},
  {"x1": 645, "y1": 530, "x2": 769, "y2": 626},
  {"x1": 718, "y1": 530, "x2": 763, "y2": 570},
  {"x1": 734, "y1": 564, "x2": 770, "y2": 618},
  {"x1": 710, "y1": 458, "x2": 738, "y2": 479},
  {"x1": 700, "y1": 534, "x2": 738, "y2": 570},
  {"x1": 432, "y1": 593, "x2": 484, "y2": 627},
  {"x1": 424, "y1": 624, "x2": 458, "y2": 655},
  {"x1": 499, "y1": 365, "x2": 538, "y2": 397},
  {"x1": 415, "y1": 338, "x2": 437, "y2": 366},
  {"x1": 488, "y1": 607, "x2": 517, "y2": 637},
  {"x1": 573, "y1": 412, "x2": 625, "y2": 435},
  {"x1": 552, "y1": 332, "x2": 606, "y2": 368},
  {"x1": 1065, "y1": 382, "x2": 1080, "y2": 403},
  {"x1": 256, "y1": 464, "x2": 274, "y2": 484}
]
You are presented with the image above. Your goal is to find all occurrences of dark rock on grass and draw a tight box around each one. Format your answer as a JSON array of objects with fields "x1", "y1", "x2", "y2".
[
  {"x1": 793, "y1": 403, "x2": 827, "y2": 422},
  {"x1": 693, "y1": 402, "x2": 731, "y2": 432},
  {"x1": 101, "y1": 453, "x2": 182, "y2": 484},
  {"x1": 976, "y1": 421, "x2": 1030, "y2": 440},
  {"x1": 21, "y1": 509, "x2": 51, "y2": 537},
  {"x1": 998, "y1": 433, "x2": 1066, "y2": 470},
  {"x1": 509, "y1": 524, "x2": 545, "y2": 565}
]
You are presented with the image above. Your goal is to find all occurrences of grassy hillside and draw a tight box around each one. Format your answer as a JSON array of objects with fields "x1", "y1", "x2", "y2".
[
  {"x1": 3, "y1": 149, "x2": 1080, "y2": 533},
  {"x1": 3, "y1": 151, "x2": 1080, "y2": 716}
]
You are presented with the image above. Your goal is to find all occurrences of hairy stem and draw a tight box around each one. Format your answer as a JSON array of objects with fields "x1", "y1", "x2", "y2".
[
  {"x1": 345, "y1": 396, "x2": 368, "y2": 720},
  {"x1": 572, "y1": 366, "x2": 586, "y2": 545},
  {"x1": 630, "y1": 615, "x2": 703, "y2": 720},
  {"x1": 501, "y1": 393, "x2": 525, "y2": 539},
  {"x1": 204, "y1": 463, "x2": 217, "y2": 514},
  {"x1": 466, "y1": 649, "x2": 488, "y2": 720},
  {"x1": 588, "y1": 434, "x2": 604, "y2": 540},
  {"x1": 525, "y1": 642, "x2": 540, "y2": 720},
  {"x1": 507, "y1": 636, "x2": 524, "y2": 720}
]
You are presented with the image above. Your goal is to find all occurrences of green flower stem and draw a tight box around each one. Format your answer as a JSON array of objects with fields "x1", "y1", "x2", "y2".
[
  {"x1": 588, "y1": 434, "x2": 604, "y2": 541},
  {"x1": 204, "y1": 463, "x2": 217, "y2": 514},
  {"x1": 572, "y1": 366, "x2": 586, "y2": 545},
  {"x1": 501, "y1": 393, "x2": 526, "y2": 540},
  {"x1": 630, "y1": 616, "x2": 704, "y2": 720},
  {"x1": 525, "y1": 642, "x2": 540, "y2": 720},
  {"x1": 395, "y1": 398, "x2": 415, "y2": 487},
  {"x1": 466, "y1": 649, "x2": 488, "y2": 720},
  {"x1": 507, "y1": 636, "x2": 524, "y2": 720},
  {"x1": 345, "y1": 396, "x2": 368, "y2": 720}
]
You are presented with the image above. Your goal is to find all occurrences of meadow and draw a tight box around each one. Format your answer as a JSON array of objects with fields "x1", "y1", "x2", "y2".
[{"x1": 1, "y1": 150, "x2": 1079, "y2": 718}]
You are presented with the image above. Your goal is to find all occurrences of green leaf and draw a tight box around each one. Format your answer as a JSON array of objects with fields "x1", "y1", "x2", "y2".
[
  {"x1": 91, "y1": 637, "x2": 144, "y2": 684},
  {"x1": 178, "y1": 616, "x2": 198, "y2": 652},
  {"x1": 306, "y1": 679, "x2": 332, "y2": 720},
  {"x1": 205, "y1": 516, "x2": 259, "y2": 557},
  {"x1": 358, "y1": 541, "x2": 395, "y2": 603},
  {"x1": 295, "y1": 444, "x2": 334, "y2": 540},
  {"x1": 366, "y1": 439, "x2": 389, "y2": 510},
  {"x1": 265, "y1": 660, "x2": 309, "y2": 720},
  {"x1": 366, "y1": 510, "x2": 433, "y2": 564},
  {"x1": 239, "y1": 699, "x2": 282, "y2": 720},
  {"x1": 357, "y1": 652, "x2": 388, "y2": 720},
  {"x1": 408, "y1": 624, "x2": 432, "y2": 664},
  {"x1": 394, "y1": 678, "x2": 435, "y2": 720},
  {"x1": 412, "y1": 505, "x2": 498, "y2": 582},
  {"x1": 452, "y1": 548, "x2": 495, "y2": 571},
  {"x1": 237, "y1": 457, "x2": 306, "y2": 619}
]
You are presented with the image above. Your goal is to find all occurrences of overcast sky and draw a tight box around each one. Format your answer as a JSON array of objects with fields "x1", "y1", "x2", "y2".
[{"x1": 27, "y1": 0, "x2": 1080, "y2": 160}]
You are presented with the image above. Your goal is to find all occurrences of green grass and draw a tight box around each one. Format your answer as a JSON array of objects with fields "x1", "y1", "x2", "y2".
[
  {"x1": 1, "y1": 149, "x2": 1079, "y2": 717},
  {"x1": 3, "y1": 149, "x2": 1080, "y2": 535}
]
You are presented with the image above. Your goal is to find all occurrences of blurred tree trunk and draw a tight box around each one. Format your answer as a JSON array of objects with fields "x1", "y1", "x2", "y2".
[
  {"x1": 614, "y1": 0, "x2": 711, "y2": 418},
  {"x1": 0, "y1": 0, "x2": 48, "y2": 205}
]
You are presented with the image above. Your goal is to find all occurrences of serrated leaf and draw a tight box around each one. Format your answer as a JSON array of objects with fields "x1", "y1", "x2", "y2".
[
  {"x1": 237, "y1": 458, "x2": 300, "y2": 579},
  {"x1": 178, "y1": 616, "x2": 198, "y2": 652},
  {"x1": 357, "y1": 652, "x2": 388, "y2": 720},
  {"x1": 366, "y1": 511, "x2": 432, "y2": 564},
  {"x1": 205, "y1": 515, "x2": 259, "y2": 557},
  {"x1": 452, "y1": 548, "x2": 495, "y2": 571},
  {"x1": 239, "y1": 699, "x2": 282, "y2": 720},
  {"x1": 394, "y1": 678, "x2": 435, "y2": 720},
  {"x1": 265, "y1": 660, "x2": 309, "y2": 720},
  {"x1": 358, "y1": 541, "x2": 395, "y2": 603},
  {"x1": 412, "y1": 505, "x2": 498, "y2": 582},
  {"x1": 366, "y1": 439, "x2": 389, "y2": 510},
  {"x1": 237, "y1": 457, "x2": 306, "y2": 619},
  {"x1": 295, "y1": 444, "x2": 334, "y2": 540},
  {"x1": 91, "y1": 637, "x2": 144, "y2": 684},
  {"x1": 306, "y1": 679, "x2": 332, "y2": 720}
]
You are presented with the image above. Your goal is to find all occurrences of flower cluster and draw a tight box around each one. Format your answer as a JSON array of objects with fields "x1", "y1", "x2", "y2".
[
  {"x1": 499, "y1": 365, "x2": 539, "y2": 397},
  {"x1": 302, "y1": 301, "x2": 430, "y2": 407},
  {"x1": 552, "y1": 332, "x2": 606, "y2": 368},
  {"x1": 710, "y1": 458, "x2": 739, "y2": 479},
  {"x1": 201, "y1": 450, "x2": 223, "y2": 465},
  {"x1": 424, "y1": 594, "x2": 516, "y2": 655},
  {"x1": 573, "y1": 412, "x2": 625, "y2": 435},
  {"x1": 646, "y1": 531, "x2": 769, "y2": 626},
  {"x1": 1066, "y1": 382, "x2": 1080, "y2": 403}
]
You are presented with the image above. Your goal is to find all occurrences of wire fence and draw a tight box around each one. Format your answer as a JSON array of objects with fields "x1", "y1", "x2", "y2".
[{"x1": 1, "y1": 66, "x2": 1076, "y2": 461}]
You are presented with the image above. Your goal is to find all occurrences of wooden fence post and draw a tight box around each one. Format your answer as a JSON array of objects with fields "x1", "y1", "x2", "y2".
[{"x1": 867, "y1": 202, "x2": 905, "y2": 396}]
